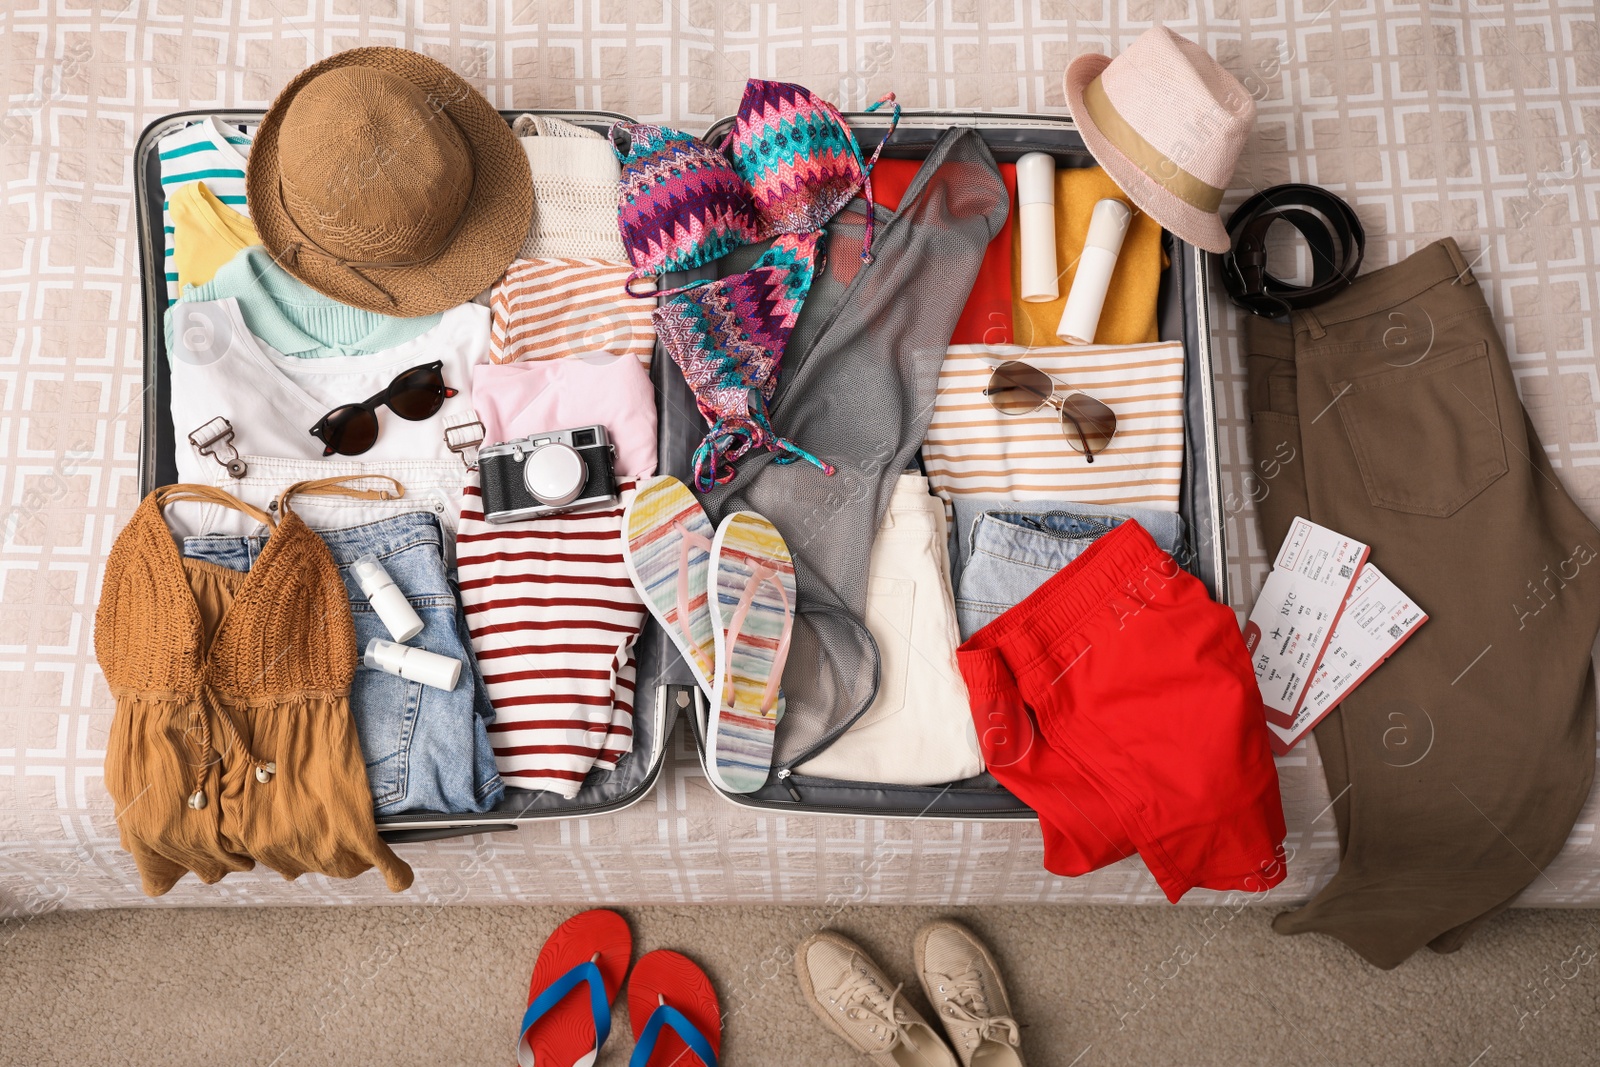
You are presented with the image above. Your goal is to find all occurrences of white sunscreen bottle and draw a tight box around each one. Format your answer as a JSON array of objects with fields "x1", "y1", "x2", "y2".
[
  {"x1": 1057, "y1": 198, "x2": 1133, "y2": 345},
  {"x1": 1016, "y1": 152, "x2": 1060, "y2": 302},
  {"x1": 351, "y1": 553, "x2": 425, "y2": 643},
  {"x1": 364, "y1": 638, "x2": 462, "y2": 692}
]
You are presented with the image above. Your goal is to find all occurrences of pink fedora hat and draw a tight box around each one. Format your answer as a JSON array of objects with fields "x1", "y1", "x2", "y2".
[{"x1": 1064, "y1": 27, "x2": 1255, "y2": 253}]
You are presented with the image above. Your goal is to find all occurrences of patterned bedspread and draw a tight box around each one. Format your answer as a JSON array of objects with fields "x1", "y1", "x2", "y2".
[{"x1": 2, "y1": 1, "x2": 1597, "y2": 912}]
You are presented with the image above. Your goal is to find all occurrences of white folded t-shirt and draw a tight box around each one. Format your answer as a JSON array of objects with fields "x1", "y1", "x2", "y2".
[{"x1": 166, "y1": 297, "x2": 488, "y2": 537}]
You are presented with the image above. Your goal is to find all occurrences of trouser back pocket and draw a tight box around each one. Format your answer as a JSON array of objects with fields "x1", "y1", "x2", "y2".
[{"x1": 1334, "y1": 342, "x2": 1507, "y2": 518}]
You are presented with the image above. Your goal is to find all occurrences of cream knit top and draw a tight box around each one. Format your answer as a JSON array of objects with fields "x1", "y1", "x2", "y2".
[{"x1": 514, "y1": 114, "x2": 628, "y2": 261}]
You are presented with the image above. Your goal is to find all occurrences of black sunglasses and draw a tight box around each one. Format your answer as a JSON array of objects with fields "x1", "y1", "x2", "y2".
[{"x1": 310, "y1": 361, "x2": 459, "y2": 457}]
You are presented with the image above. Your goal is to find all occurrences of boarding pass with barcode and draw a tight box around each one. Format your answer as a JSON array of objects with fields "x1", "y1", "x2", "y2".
[
  {"x1": 1265, "y1": 563, "x2": 1427, "y2": 754},
  {"x1": 1242, "y1": 516, "x2": 1370, "y2": 722}
]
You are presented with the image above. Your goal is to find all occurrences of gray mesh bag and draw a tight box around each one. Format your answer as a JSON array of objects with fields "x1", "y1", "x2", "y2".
[{"x1": 695, "y1": 127, "x2": 1009, "y2": 770}]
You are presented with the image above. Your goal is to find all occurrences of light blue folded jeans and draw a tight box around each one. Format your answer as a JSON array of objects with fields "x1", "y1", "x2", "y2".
[
  {"x1": 950, "y1": 497, "x2": 1188, "y2": 640},
  {"x1": 184, "y1": 510, "x2": 505, "y2": 816}
]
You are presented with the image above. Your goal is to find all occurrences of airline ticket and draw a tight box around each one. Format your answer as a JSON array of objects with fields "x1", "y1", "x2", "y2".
[
  {"x1": 1264, "y1": 563, "x2": 1427, "y2": 755},
  {"x1": 1242, "y1": 517, "x2": 1370, "y2": 725}
]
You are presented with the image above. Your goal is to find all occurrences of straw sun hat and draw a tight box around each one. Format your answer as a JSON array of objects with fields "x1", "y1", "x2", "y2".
[
  {"x1": 246, "y1": 47, "x2": 533, "y2": 317},
  {"x1": 1064, "y1": 27, "x2": 1256, "y2": 253}
]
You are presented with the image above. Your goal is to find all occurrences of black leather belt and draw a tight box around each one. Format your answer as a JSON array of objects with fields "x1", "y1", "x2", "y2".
[{"x1": 1222, "y1": 184, "x2": 1365, "y2": 317}]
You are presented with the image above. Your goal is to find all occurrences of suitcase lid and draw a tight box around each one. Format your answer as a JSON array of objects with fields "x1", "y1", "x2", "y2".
[
  {"x1": 133, "y1": 109, "x2": 679, "y2": 836},
  {"x1": 666, "y1": 109, "x2": 1226, "y2": 818}
]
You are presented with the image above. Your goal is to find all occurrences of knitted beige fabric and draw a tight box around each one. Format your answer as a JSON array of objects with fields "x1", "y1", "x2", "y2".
[
  {"x1": 96, "y1": 482, "x2": 414, "y2": 897},
  {"x1": 513, "y1": 114, "x2": 628, "y2": 262}
]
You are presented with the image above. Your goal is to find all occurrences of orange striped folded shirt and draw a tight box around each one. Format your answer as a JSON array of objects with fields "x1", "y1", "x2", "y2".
[
  {"x1": 923, "y1": 342, "x2": 1186, "y2": 511},
  {"x1": 489, "y1": 258, "x2": 656, "y2": 366}
]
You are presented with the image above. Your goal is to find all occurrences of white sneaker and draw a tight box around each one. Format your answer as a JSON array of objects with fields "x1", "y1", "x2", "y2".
[
  {"x1": 796, "y1": 931, "x2": 959, "y2": 1067},
  {"x1": 913, "y1": 920, "x2": 1024, "y2": 1067}
]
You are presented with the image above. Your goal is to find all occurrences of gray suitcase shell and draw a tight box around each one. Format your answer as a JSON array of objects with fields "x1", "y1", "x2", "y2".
[
  {"x1": 134, "y1": 109, "x2": 673, "y2": 842},
  {"x1": 655, "y1": 111, "x2": 1226, "y2": 819},
  {"x1": 134, "y1": 107, "x2": 1224, "y2": 836}
]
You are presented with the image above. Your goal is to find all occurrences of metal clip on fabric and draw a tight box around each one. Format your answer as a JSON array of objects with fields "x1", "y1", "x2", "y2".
[
  {"x1": 445, "y1": 419, "x2": 486, "y2": 471},
  {"x1": 1222, "y1": 184, "x2": 1365, "y2": 317},
  {"x1": 187, "y1": 416, "x2": 248, "y2": 479}
]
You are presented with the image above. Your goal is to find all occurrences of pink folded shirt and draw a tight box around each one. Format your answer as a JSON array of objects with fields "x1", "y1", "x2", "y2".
[{"x1": 471, "y1": 354, "x2": 658, "y2": 480}]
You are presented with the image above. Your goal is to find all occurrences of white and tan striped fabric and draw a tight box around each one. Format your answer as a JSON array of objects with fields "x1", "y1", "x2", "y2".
[
  {"x1": 488, "y1": 258, "x2": 655, "y2": 366},
  {"x1": 923, "y1": 342, "x2": 1187, "y2": 511}
]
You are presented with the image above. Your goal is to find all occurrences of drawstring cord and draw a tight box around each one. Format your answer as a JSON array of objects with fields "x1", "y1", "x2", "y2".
[
  {"x1": 185, "y1": 695, "x2": 215, "y2": 809},
  {"x1": 691, "y1": 402, "x2": 835, "y2": 493},
  {"x1": 625, "y1": 273, "x2": 713, "y2": 300},
  {"x1": 858, "y1": 93, "x2": 901, "y2": 264},
  {"x1": 185, "y1": 690, "x2": 276, "y2": 809}
]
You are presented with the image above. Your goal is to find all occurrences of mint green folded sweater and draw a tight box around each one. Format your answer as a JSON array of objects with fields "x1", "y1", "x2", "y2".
[{"x1": 163, "y1": 245, "x2": 443, "y2": 362}]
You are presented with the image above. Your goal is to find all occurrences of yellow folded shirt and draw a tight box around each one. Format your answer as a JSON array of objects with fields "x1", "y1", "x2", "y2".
[
  {"x1": 1010, "y1": 166, "x2": 1165, "y2": 348},
  {"x1": 170, "y1": 180, "x2": 259, "y2": 292}
]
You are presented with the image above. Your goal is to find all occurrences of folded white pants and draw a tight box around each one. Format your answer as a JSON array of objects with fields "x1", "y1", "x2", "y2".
[{"x1": 795, "y1": 474, "x2": 982, "y2": 785}]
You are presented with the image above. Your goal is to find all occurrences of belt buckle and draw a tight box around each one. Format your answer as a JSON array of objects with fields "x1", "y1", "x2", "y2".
[{"x1": 1222, "y1": 254, "x2": 1288, "y2": 318}]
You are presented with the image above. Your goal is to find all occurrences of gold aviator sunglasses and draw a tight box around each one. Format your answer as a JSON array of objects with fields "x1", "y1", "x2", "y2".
[{"x1": 982, "y1": 361, "x2": 1118, "y2": 463}]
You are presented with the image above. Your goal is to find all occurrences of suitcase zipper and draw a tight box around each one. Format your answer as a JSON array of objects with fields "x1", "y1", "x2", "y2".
[{"x1": 775, "y1": 767, "x2": 803, "y2": 802}]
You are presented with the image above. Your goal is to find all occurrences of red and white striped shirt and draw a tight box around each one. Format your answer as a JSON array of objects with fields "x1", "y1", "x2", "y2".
[{"x1": 456, "y1": 479, "x2": 647, "y2": 798}]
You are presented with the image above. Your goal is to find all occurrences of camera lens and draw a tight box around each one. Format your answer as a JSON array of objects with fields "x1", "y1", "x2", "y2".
[{"x1": 522, "y1": 443, "x2": 588, "y2": 507}]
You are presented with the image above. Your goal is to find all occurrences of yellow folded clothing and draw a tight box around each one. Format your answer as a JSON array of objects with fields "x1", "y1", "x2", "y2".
[
  {"x1": 170, "y1": 180, "x2": 259, "y2": 292},
  {"x1": 1009, "y1": 166, "x2": 1165, "y2": 348}
]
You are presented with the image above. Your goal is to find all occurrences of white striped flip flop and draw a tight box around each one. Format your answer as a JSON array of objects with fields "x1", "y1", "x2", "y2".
[
  {"x1": 620, "y1": 475, "x2": 717, "y2": 700},
  {"x1": 706, "y1": 512, "x2": 796, "y2": 794}
]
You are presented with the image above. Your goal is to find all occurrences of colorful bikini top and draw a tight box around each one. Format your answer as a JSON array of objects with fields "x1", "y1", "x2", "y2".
[
  {"x1": 722, "y1": 78, "x2": 899, "y2": 254},
  {"x1": 616, "y1": 80, "x2": 900, "y2": 489},
  {"x1": 612, "y1": 79, "x2": 899, "y2": 295},
  {"x1": 612, "y1": 122, "x2": 760, "y2": 296}
]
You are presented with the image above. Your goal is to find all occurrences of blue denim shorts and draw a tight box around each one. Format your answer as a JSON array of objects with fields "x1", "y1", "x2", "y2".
[
  {"x1": 953, "y1": 500, "x2": 1188, "y2": 640},
  {"x1": 184, "y1": 510, "x2": 504, "y2": 816}
]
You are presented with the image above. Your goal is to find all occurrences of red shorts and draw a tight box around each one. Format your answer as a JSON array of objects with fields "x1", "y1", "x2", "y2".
[{"x1": 957, "y1": 520, "x2": 1288, "y2": 902}]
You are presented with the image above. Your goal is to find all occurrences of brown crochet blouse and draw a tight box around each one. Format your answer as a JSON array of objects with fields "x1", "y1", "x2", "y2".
[{"x1": 96, "y1": 480, "x2": 413, "y2": 896}]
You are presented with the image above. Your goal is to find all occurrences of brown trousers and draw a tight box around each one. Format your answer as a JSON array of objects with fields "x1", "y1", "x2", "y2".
[{"x1": 1245, "y1": 238, "x2": 1600, "y2": 968}]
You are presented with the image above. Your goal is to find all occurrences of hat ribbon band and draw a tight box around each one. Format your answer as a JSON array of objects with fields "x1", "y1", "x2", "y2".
[{"x1": 1082, "y1": 76, "x2": 1225, "y2": 215}]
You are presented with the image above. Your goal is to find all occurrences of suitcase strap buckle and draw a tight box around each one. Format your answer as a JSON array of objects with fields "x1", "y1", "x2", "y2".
[{"x1": 445, "y1": 419, "x2": 486, "y2": 471}]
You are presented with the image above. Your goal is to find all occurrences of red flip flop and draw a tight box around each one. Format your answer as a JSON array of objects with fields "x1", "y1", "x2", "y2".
[
  {"x1": 516, "y1": 909, "x2": 632, "y2": 1067},
  {"x1": 625, "y1": 950, "x2": 722, "y2": 1067}
]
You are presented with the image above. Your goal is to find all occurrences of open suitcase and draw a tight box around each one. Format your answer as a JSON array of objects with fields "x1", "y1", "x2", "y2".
[
  {"x1": 672, "y1": 110, "x2": 1227, "y2": 817},
  {"x1": 135, "y1": 107, "x2": 1225, "y2": 840}
]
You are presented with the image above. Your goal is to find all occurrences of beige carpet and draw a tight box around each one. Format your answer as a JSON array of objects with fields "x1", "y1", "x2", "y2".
[{"x1": 2, "y1": 905, "x2": 1596, "y2": 1065}]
